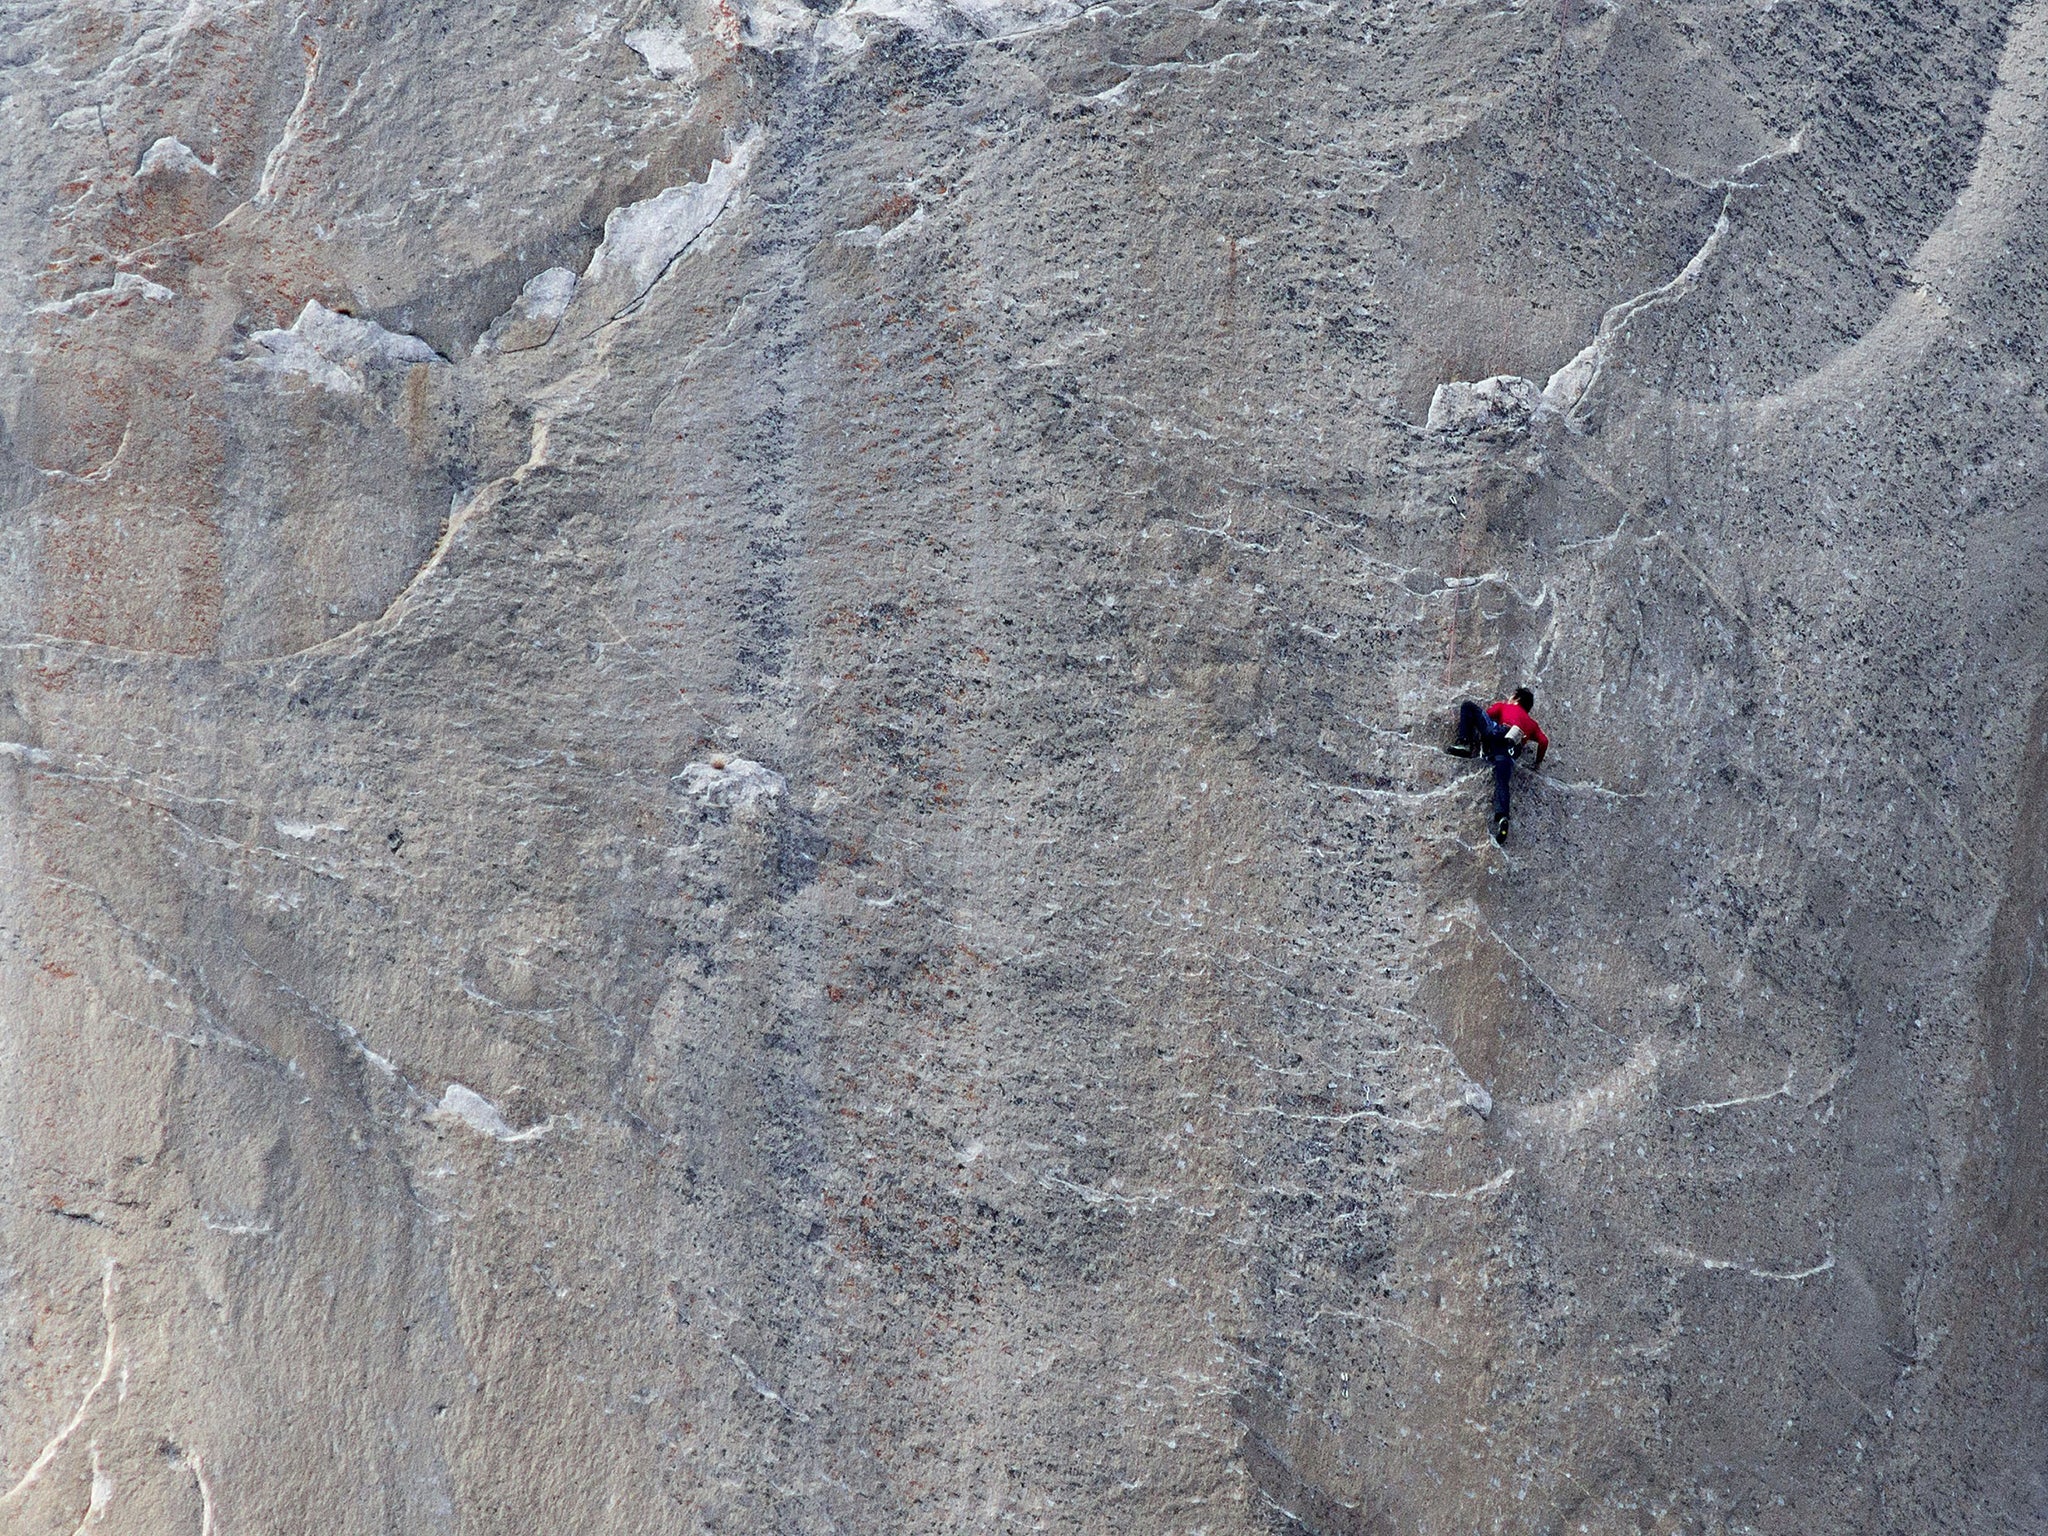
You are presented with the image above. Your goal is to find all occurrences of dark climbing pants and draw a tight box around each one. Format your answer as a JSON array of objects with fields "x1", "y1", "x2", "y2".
[{"x1": 1457, "y1": 700, "x2": 1517, "y2": 823}]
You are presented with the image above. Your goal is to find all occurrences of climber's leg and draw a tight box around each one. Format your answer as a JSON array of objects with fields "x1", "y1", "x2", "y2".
[
  {"x1": 1448, "y1": 700, "x2": 1487, "y2": 756},
  {"x1": 1490, "y1": 750, "x2": 1514, "y2": 839}
]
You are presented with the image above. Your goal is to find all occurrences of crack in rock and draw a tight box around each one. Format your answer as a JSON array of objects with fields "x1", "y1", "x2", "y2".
[{"x1": 584, "y1": 133, "x2": 762, "y2": 319}]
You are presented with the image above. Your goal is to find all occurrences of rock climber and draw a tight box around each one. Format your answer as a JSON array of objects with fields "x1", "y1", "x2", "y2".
[{"x1": 1445, "y1": 686, "x2": 1548, "y2": 844}]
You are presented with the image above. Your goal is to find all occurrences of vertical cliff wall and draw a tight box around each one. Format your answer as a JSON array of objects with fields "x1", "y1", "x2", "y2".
[{"x1": 1, "y1": 1, "x2": 2043, "y2": 1531}]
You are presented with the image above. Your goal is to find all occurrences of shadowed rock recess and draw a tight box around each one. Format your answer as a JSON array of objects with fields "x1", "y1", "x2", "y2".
[{"x1": 2, "y1": 0, "x2": 2044, "y2": 1531}]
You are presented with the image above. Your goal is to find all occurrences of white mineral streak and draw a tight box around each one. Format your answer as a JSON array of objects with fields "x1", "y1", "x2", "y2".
[
  {"x1": 621, "y1": 28, "x2": 698, "y2": 80},
  {"x1": 584, "y1": 136, "x2": 761, "y2": 303},
  {"x1": 680, "y1": 757, "x2": 787, "y2": 809},
  {"x1": 746, "y1": 0, "x2": 1079, "y2": 52},
  {"x1": 193, "y1": 1456, "x2": 217, "y2": 1536},
  {"x1": 836, "y1": 205, "x2": 926, "y2": 248},
  {"x1": 0, "y1": 1263, "x2": 119, "y2": 1510},
  {"x1": 1651, "y1": 1242, "x2": 1838, "y2": 1284},
  {"x1": 1538, "y1": 202, "x2": 1737, "y2": 422},
  {"x1": 245, "y1": 300, "x2": 442, "y2": 393},
  {"x1": 32, "y1": 271, "x2": 178, "y2": 315},
  {"x1": 273, "y1": 818, "x2": 347, "y2": 840},
  {"x1": 735, "y1": 0, "x2": 822, "y2": 51},
  {"x1": 1428, "y1": 130, "x2": 1810, "y2": 434},
  {"x1": 255, "y1": 30, "x2": 321, "y2": 203},
  {"x1": 429, "y1": 1083, "x2": 553, "y2": 1143},
  {"x1": 1425, "y1": 373, "x2": 1542, "y2": 434},
  {"x1": 472, "y1": 267, "x2": 578, "y2": 355},
  {"x1": 1542, "y1": 130, "x2": 1807, "y2": 422},
  {"x1": 136, "y1": 135, "x2": 217, "y2": 176},
  {"x1": 944, "y1": 0, "x2": 1081, "y2": 39}
]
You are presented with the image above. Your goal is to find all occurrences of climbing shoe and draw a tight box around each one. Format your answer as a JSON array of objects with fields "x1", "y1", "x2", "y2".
[
  {"x1": 1444, "y1": 741, "x2": 1476, "y2": 758},
  {"x1": 1491, "y1": 814, "x2": 1510, "y2": 844}
]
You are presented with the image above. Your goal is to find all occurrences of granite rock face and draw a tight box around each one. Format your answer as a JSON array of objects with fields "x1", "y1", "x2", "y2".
[{"x1": 2, "y1": 1, "x2": 2045, "y2": 1532}]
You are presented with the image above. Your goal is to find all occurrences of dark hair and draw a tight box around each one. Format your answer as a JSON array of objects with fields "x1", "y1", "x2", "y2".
[{"x1": 1512, "y1": 686, "x2": 1535, "y2": 711}]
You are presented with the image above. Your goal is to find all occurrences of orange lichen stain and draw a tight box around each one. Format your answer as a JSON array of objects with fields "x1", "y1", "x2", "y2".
[
  {"x1": 35, "y1": 422, "x2": 227, "y2": 653},
  {"x1": 868, "y1": 192, "x2": 918, "y2": 231}
]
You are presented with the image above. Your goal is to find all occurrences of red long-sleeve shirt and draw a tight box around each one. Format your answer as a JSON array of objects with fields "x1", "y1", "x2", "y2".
[{"x1": 1486, "y1": 700, "x2": 1549, "y2": 754}]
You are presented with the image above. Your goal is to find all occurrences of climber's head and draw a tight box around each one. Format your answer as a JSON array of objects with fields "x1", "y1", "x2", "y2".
[{"x1": 1512, "y1": 686, "x2": 1535, "y2": 712}]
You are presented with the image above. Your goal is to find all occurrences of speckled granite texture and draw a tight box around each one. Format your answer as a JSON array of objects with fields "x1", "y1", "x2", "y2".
[{"x1": 1, "y1": 1, "x2": 2043, "y2": 1531}]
